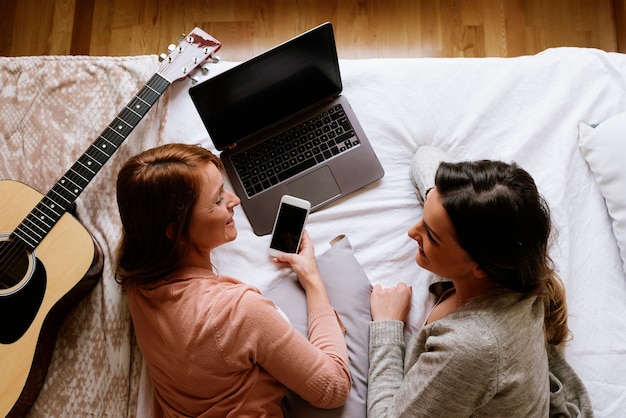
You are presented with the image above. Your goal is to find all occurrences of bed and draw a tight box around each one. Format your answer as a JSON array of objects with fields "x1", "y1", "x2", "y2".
[{"x1": 1, "y1": 45, "x2": 625, "y2": 417}]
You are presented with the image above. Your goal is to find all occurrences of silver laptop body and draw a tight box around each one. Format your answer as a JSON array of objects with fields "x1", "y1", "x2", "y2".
[{"x1": 189, "y1": 22, "x2": 384, "y2": 235}]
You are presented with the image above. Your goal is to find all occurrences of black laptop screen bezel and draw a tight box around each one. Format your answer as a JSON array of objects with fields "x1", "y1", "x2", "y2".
[{"x1": 189, "y1": 22, "x2": 342, "y2": 151}]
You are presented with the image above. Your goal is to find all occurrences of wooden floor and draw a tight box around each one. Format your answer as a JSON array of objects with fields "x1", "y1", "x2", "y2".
[{"x1": 1, "y1": 0, "x2": 625, "y2": 60}]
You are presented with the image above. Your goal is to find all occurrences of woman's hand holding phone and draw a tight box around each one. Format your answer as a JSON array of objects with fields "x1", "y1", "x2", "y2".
[{"x1": 271, "y1": 231, "x2": 331, "y2": 310}]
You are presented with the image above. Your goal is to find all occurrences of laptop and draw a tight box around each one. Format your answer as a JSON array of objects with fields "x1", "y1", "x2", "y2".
[{"x1": 189, "y1": 22, "x2": 384, "y2": 236}]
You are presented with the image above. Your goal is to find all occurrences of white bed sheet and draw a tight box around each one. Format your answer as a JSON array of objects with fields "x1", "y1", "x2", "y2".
[{"x1": 163, "y1": 48, "x2": 626, "y2": 416}]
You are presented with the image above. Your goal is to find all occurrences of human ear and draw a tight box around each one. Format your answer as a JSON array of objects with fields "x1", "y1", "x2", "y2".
[
  {"x1": 473, "y1": 264, "x2": 488, "y2": 279},
  {"x1": 165, "y1": 223, "x2": 175, "y2": 240}
]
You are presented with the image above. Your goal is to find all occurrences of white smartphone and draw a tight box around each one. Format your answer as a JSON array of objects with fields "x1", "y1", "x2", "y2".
[{"x1": 268, "y1": 195, "x2": 311, "y2": 257}]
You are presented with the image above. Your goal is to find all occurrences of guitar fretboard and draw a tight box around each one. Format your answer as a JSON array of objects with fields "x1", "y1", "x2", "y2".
[{"x1": 12, "y1": 73, "x2": 171, "y2": 251}]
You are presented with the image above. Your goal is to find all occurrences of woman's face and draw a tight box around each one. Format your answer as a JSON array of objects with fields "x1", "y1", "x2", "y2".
[
  {"x1": 408, "y1": 188, "x2": 478, "y2": 281},
  {"x1": 182, "y1": 162, "x2": 240, "y2": 266}
]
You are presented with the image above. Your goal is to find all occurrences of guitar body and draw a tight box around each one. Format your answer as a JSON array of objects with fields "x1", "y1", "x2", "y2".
[{"x1": 0, "y1": 180, "x2": 103, "y2": 418}]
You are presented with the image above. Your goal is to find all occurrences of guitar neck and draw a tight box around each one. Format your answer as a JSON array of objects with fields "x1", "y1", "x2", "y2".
[{"x1": 12, "y1": 73, "x2": 171, "y2": 251}]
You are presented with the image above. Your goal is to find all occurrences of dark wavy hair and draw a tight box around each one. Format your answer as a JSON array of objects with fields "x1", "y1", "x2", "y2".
[
  {"x1": 115, "y1": 143, "x2": 223, "y2": 291},
  {"x1": 435, "y1": 160, "x2": 569, "y2": 345}
]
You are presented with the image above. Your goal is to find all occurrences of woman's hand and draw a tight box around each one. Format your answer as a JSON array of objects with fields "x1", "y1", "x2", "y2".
[
  {"x1": 272, "y1": 231, "x2": 330, "y2": 310},
  {"x1": 272, "y1": 231, "x2": 321, "y2": 288},
  {"x1": 370, "y1": 282, "x2": 412, "y2": 321}
]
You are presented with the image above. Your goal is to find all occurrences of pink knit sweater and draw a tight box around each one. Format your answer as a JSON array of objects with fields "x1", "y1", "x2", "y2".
[{"x1": 126, "y1": 267, "x2": 351, "y2": 417}]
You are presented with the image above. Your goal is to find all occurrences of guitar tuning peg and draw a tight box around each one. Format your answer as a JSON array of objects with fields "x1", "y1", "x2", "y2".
[
  {"x1": 210, "y1": 55, "x2": 221, "y2": 63},
  {"x1": 158, "y1": 53, "x2": 168, "y2": 62},
  {"x1": 190, "y1": 75, "x2": 201, "y2": 84},
  {"x1": 200, "y1": 63, "x2": 211, "y2": 75},
  {"x1": 168, "y1": 44, "x2": 177, "y2": 52},
  {"x1": 179, "y1": 33, "x2": 186, "y2": 42}
]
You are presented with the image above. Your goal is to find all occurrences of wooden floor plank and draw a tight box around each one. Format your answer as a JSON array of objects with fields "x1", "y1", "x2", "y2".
[{"x1": 0, "y1": 0, "x2": 621, "y2": 59}]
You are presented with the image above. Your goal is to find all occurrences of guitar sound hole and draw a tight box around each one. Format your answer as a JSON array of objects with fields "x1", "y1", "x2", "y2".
[{"x1": 0, "y1": 237, "x2": 32, "y2": 291}]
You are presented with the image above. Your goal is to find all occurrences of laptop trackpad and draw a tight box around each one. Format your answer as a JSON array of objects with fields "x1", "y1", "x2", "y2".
[{"x1": 287, "y1": 166, "x2": 341, "y2": 207}]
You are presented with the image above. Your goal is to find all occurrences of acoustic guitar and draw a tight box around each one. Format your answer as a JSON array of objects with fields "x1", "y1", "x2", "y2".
[{"x1": 0, "y1": 28, "x2": 221, "y2": 417}]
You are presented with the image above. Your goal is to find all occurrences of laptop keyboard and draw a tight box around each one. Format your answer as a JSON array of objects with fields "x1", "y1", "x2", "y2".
[{"x1": 232, "y1": 104, "x2": 361, "y2": 198}]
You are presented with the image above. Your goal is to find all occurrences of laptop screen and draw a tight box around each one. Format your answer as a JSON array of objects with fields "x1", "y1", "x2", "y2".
[{"x1": 189, "y1": 22, "x2": 342, "y2": 151}]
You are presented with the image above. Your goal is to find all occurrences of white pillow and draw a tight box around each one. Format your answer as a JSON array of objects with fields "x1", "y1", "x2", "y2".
[{"x1": 578, "y1": 112, "x2": 626, "y2": 276}]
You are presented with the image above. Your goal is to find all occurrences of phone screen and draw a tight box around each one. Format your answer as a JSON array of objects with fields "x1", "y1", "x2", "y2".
[{"x1": 269, "y1": 203, "x2": 308, "y2": 253}]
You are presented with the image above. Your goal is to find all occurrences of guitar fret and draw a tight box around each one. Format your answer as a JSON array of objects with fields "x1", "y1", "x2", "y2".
[
  {"x1": 49, "y1": 187, "x2": 73, "y2": 206},
  {"x1": 13, "y1": 71, "x2": 173, "y2": 248},
  {"x1": 58, "y1": 176, "x2": 85, "y2": 197},
  {"x1": 119, "y1": 109, "x2": 142, "y2": 128},
  {"x1": 116, "y1": 115, "x2": 134, "y2": 129},
  {"x1": 76, "y1": 159, "x2": 97, "y2": 175},
  {"x1": 136, "y1": 96, "x2": 150, "y2": 106},
  {"x1": 69, "y1": 155, "x2": 101, "y2": 189},
  {"x1": 88, "y1": 141, "x2": 112, "y2": 161},
  {"x1": 22, "y1": 214, "x2": 50, "y2": 237},
  {"x1": 65, "y1": 169, "x2": 89, "y2": 186},
  {"x1": 100, "y1": 132, "x2": 119, "y2": 145},
  {"x1": 63, "y1": 170, "x2": 88, "y2": 185},
  {"x1": 78, "y1": 153, "x2": 103, "y2": 168},
  {"x1": 126, "y1": 106, "x2": 142, "y2": 119},
  {"x1": 143, "y1": 86, "x2": 159, "y2": 96},
  {"x1": 135, "y1": 91, "x2": 158, "y2": 110},
  {"x1": 99, "y1": 132, "x2": 118, "y2": 149},
  {"x1": 38, "y1": 197, "x2": 63, "y2": 218},
  {"x1": 96, "y1": 135, "x2": 119, "y2": 155},
  {"x1": 106, "y1": 118, "x2": 134, "y2": 141},
  {"x1": 129, "y1": 91, "x2": 150, "y2": 111},
  {"x1": 88, "y1": 143, "x2": 112, "y2": 159},
  {"x1": 40, "y1": 202, "x2": 63, "y2": 226},
  {"x1": 13, "y1": 228, "x2": 40, "y2": 250},
  {"x1": 125, "y1": 96, "x2": 151, "y2": 118},
  {"x1": 21, "y1": 215, "x2": 48, "y2": 236},
  {"x1": 106, "y1": 125, "x2": 127, "y2": 139}
]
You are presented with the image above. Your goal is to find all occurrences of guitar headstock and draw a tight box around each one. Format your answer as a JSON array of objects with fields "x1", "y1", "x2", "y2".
[{"x1": 158, "y1": 28, "x2": 221, "y2": 83}]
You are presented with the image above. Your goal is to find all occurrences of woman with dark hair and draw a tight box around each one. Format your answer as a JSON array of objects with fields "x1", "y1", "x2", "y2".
[
  {"x1": 367, "y1": 147, "x2": 592, "y2": 417},
  {"x1": 115, "y1": 143, "x2": 351, "y2": 417}
]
